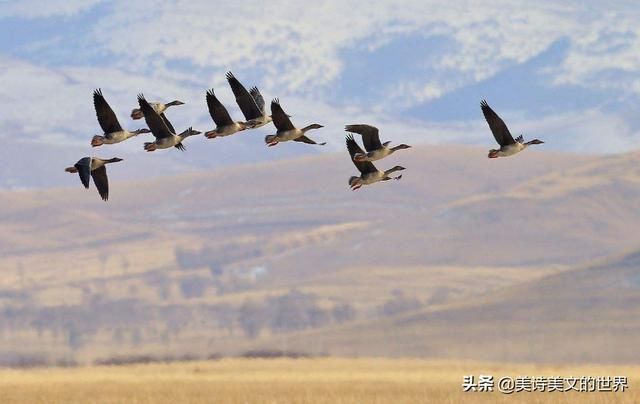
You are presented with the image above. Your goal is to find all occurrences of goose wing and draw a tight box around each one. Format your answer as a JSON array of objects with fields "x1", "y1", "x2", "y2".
[
  {"x1": 346, "y1": 124, "x2": 382, "y2": 151},
  {"x1": 226, "y1": 72, "x2": 262, "y2": 120},
  {"x1": 250, "y1": 86, "x2": 266, "y2": 114},
  {"x1": 346, "y1": 134, "x2": 377, "y2": 174},
  {"x1": 160, "y1": 113, "x2": 176, "y2": 135},
  {"x1": 74, "y1": 157, "x2": 92, "y2": 189},
  {"x1": 480, "y1": 100, "x2": 516, "y2": 146},
  {"x1": 91, "y1": 165, "x2": 110, "y2": 201},
  {"x1": 206, "y1": 89, "x2": 234, "y2": 127},
  {"x1": 93, "y1": 89, "x2": 123, "y2": 134},
  {"x1": 138, "y1": 94, "x2": 173, "y2": 139},
  {"x1": 270, "y1": 99, "x2": 295, "y2": 131}
]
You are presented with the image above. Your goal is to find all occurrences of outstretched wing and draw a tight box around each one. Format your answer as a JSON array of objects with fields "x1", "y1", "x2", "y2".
[
  {"x1": 294, "y1": 135, "x2": 326, "y2": 145},
  {"x1": 345, "y1": 124, "x2": 382, "y2": 151},
  {"x1": 74, "y1": 157, "x2": 92, "y2": 189},
  {"x1": 346, "y1": 134, "x2": 377, "y2": 175},
  {"x1": 250, "y1": 86, "x2": 266, "y2": 114},
  {"x1": 226, "y1": 72, "x2": 262, "y2": 120},
  {"x1": 91, "y1": 165, "x2": 110, "y2": 201},
  {"x1": 480, "y1": 100, "x2": 516, "y2": 147},
  {"x1": 160, "y1": 113, "x2": 176, "y2": 135},
  {"x1": 93, "y1": 89, "x2": 123, "y2": 134},
  {"x1": 206, "y1": 89, "x2": 234, "y2": 127},
  {"x1": 270, "y1": 98, "x2": 295, "y2": 131},
  {"x1": 138, "y1": 94, "x2": 173, "y2": 140}
]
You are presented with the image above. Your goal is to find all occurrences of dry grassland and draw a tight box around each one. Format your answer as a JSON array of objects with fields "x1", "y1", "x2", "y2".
[{"x1": 0, "y1": 358, "x2": 636, "y2": 404}]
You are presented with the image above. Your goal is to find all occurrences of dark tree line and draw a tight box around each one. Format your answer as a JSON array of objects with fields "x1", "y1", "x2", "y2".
[{"x1": 236, "y1": 290, "x2": 356, "y2": 339}]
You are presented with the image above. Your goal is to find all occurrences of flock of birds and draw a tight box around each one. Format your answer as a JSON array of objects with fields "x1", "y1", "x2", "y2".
[{"x1": 65, "y1": 72, "x2": 545, "y2": 200}]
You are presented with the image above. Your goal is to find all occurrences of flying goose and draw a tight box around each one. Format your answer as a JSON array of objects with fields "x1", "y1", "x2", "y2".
[
  {"x1": 65, "y1": 157, "x2": 122, "y2": 201},
  {"x1": 265, "y1": 99, "x2": 324, "y2": 147},
  {"x1": 481, "y1": 100, "x2": 544, "y2": 158},
  {"x1": 345, "y1": 124, "x2": 411, "y2": 162},
  {"x1": 204, "y1": 88, "x2": 249, "y2": 139},
  {"x1": 130, "y1": 99, "x2": 184, "y2": 120},
  {"x1": 91, "y1": 89, "x2": 151, "y2": 147},
  {"x1": 137, "y1": 94, "x2": 201, "y2": 152},
  {"x1": 346, "y1": 134, "x2": 405, "y2": 190},
  {"x1": 226, "y1": 72, "x2": 271, "y2": 129}
]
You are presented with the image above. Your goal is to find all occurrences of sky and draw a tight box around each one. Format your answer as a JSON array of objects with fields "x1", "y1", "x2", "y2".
[{"x1": 1, "y1": 0, "x2": 640, "y2": 189}]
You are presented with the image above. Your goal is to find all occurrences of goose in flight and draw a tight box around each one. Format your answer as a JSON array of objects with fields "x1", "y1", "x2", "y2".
[
  {"x1": 345, "y1": 124, "x2": 411, "y2": 162},
  {"x1": 265, "y1": 99, "x2": 324, "y2": 147},
  {"x1": 137, "y1": 94, "x2": 201, "y2": 152},
  {"x1": 65, "y1": 157, "x2": 123, "y2": 201},
  {"x1": 130, "y1": 99, "x2": 184, "y2": 120},
  {"x1": 204, "y1": 89, "x2": 249, "y2": 139},
  {"x1": 91, "y1": 89, "x2": 151, "y2": 147},
  {"x1": 346, "y1": 134, "x2": 405, "y2": 190},
  {"x1": 481, "y1": 100, "x2": 544, "y2": 158},
  {"x1": 226, "y1": 72, "x2": 271, "y2": 129}
]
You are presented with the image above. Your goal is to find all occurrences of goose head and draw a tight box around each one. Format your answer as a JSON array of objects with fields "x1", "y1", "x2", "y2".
[
  {"x1": 525, "y1": 139, "x2": 544, "y2": 146},
  {"x1": 301, "y1": 123, "x2": 324, "y2": 132},
  {"x1": 181, "y1": 128, "x2": 201, "y2": 138},
  {"x1": 106, "y1": 157, "x2": 124, "y2": 164},
  {"x1": 179, "y1": 128, "x2": 201, "y2": 146},
  {"x1": 167, "y1": 100, "x2": 185, "y2": 107},
  {"x1": 384, "y1": 166, "x2": 406, "y2": 177},
  {"x1": 134, "y1": 128, "x2": 152, "y2": 135},
  {"x1": 391, "y1": 144, "x2": 411, "y2": 151}
]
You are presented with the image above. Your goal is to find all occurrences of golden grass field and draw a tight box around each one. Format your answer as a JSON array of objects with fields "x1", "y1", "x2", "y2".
[{"x1": 0, "y1": 358, "x2": 636, "y2": 404}]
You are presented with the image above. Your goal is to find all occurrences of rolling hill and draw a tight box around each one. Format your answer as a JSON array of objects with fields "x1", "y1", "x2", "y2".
[
  {"x1": 272, "y1": 247, "x2": 640, "y2": 364},
  {"x1": 0, "y1": 145, "x2": 638, "y2": 364}
]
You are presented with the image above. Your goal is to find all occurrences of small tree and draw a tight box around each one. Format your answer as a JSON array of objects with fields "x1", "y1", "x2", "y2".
[
  {"x1": 378, "y1": 289, "x2": 423, "y2": 317},
  {"x1": 179, "y1": 276, "x2": 208, "y2": 299},
  {"x1": 238, "y1": 299, "x2": 264, "y2": 339},
  {"x1": 332, "y1": 302, "x2": 356, "y2": 323}
]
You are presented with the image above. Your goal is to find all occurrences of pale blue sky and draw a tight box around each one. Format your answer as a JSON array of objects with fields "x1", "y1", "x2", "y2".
[{"x1": 1, "y1": 1, "x2": 639, "y2": 188}]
